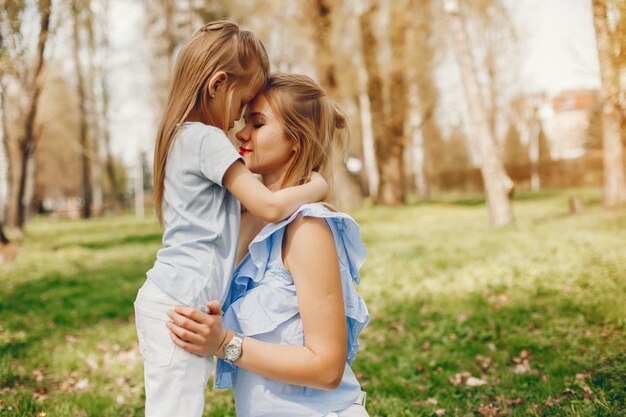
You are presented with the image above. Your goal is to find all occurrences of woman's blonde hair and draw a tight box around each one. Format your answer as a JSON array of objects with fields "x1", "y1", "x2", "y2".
[
  {"x1": 263, "y1": 73, "x2": 348, "y2": 202},
  {"x1": 153, "y1": 21, "x2": 269, "y2": 224}
]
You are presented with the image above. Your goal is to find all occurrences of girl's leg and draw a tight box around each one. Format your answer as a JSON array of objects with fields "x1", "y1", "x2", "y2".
[{"x1": 134, "y1": 279, "x2": 213, "y2": 417}]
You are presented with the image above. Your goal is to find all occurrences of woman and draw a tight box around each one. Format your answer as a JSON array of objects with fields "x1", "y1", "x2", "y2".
[{"x1": 165, "y1": 73, "x2": 370, "y2": 417}]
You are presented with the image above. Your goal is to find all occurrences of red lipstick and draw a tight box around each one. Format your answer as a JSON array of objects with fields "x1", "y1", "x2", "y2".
[{"x1": 239, "y1": 146, "x2": 252, "y2": 156}]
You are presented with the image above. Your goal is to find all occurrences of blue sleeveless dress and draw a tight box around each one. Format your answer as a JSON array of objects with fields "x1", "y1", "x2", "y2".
[{"x1": 215, "y1": 203, "x2": 370, "y2": 417}]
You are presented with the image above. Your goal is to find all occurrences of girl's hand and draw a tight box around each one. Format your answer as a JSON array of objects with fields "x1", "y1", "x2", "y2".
[
  {"x1": 166, "y1": 300, "x2": 232, "y2": 357},
  {"x1": 309, "y1": 171, "x2": 328, "y2": 201}
]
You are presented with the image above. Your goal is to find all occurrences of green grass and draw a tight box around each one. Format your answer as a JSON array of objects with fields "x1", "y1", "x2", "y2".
[{"x1": 1, "y1": 188, "x2": 625, "y2": 416}]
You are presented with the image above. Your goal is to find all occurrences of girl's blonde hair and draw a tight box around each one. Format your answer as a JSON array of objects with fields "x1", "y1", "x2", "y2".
[
  {"x1": 154, "y1": 21, "x2": 269, "y2": 224},
  {"x1": 263, "y1": 73, "x2": 348, "y2": 203}
]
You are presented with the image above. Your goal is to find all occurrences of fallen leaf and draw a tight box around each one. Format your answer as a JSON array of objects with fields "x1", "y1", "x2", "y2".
[
  {"x1": 33, "y1": 387, "x2": 47, "y2": 401},
  {"x1": 504, "y1": 397, "x2": 524, "y2": 406},
  {"x1": 513, "y1": 361, "x2": 531, "y2": 374},
  {"x1": 84, "y1": 356, "x2": 99, "y2": 371},
  {"x1": 75, "y1": 378, "x2": 89, "y2": 391},
  {"x1": 512, "y1": 350, "x2": 531, "y2": 363},
  {"x1": 435, "y1": 409, "x2": 446, "y2": 416},
  {"x1": 562, "y1": 388, "x2": 576, "y2": 398},
  {"x1": 449, "y1": 371, "x2": 471, "y2": 386},
  {"x1": 32, "y1": 368, "x2": 45, "y2": 382},
  {"x1": 389, "y1": 322, "x2": 405, "y2": 332},
  {"x1": 466, "y1": 376, "x2": 488, "y2": 387},
  {"x1": 421, "y1": 341, "x2": 431, "y2": 352},
  {"x1": 575, "y1": 372, "x2": 591, "y2": 381},
  {"x1": 477, "y1": 405, "x2": 498, "y2": 417},
  {"x1": 412, "y1": 397, "x2": 438, "y2": 407},
  {"x1": 475, "y1": 354, "x2": 493, "y2": 371},
  {"x1": 415, "y1": 364, "x2": 425, "y2": 373}
]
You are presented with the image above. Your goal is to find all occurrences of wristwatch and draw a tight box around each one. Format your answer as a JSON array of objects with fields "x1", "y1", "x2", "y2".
[{"x1": 223, "y1": 333, "x2": 245, "y2": 364}]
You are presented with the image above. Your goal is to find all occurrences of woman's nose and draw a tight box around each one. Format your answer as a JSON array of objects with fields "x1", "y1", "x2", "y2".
[{"x1": 236, "y1": 126, "x2": 249, "y2": 143}]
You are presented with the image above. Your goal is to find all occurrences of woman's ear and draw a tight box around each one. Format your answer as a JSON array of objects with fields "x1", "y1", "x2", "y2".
[{"x1": 207, "y1": 71, "x2": 228, "y2": 97}]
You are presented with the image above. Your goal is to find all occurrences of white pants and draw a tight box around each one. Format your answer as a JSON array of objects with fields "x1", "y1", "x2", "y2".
[
  {"x1": 134, "y1": 279, "x2": 213, "y2": 417},
  {"x1": 326, "y1": 392, "x2": 369, "y2": 417}
]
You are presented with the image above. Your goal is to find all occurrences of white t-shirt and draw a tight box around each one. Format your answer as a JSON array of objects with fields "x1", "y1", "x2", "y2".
[{"x1": 146, "y1": 122, "x2": 242, "y2": 310}]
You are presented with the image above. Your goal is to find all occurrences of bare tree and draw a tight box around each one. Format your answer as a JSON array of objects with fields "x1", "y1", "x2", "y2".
[
  {"x1": 310, "y1": 0, "x2": 363, "y2": 209},
  {"x1": 408, "y1": 0, "x2": 441, "y2": 198},
  {"x1": 382, "y1": 0, "x2": 409, "y2": 205},
  {"x1": 72, "y1": 0, "x2": 93, "y2": 218},
  {"x1": 7, "y1": 0, "x2": 52, "y2": 230},
  {"x1": 592, "y1": 0, "x2": 626, "y2": 207},
  {"x1": 97, "y1": 0, "x2": 123, "y2": 211},
  {"x1": 444, "y1": 0, "x2": 514, "y2": 227},
  {"x1": 0, "y1": 83, "x2": 10, "y2": 226},
  {"x1": 359, "y1": 0, "x2": 408, "y2": 205}
]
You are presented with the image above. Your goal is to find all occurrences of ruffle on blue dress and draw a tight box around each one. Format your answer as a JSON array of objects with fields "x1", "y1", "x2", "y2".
[{"x1": 214, "y1": 203, "x2": 369, "y2": 407}]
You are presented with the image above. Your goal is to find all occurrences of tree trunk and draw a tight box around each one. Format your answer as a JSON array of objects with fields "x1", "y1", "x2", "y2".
[
  {"x1": 359, "y1": 4, "x2": 387, "y2": 204},
  {"x1": 359, "y1": 1, "x2": 408, "y2": 205},
  {"x1": 72, "y1": 0, "x2": 93, "y2": 218},
  {"x1": 410, "y1": 0, "x2": 439, "y2": 198},
  {"x1": 379, "y1": 0, "x2": 408, "y2": 205},
  {"x1": 7, "y1": 0, "x2": 51, "y2": 229},
  {"x1": 311, "y1": 0, "x2": 363, "y2": 210},
  {"x1": 0, "y1": 223, "x2": 8, "y2": 244},
  {"x1": 592, "y1": 0, "x2": 626, "y2": 207},
  {"x1": 96, "y1": 0, "x2": 123, "y2": 212},
  {"x1": 445, "y1": 0, "x2": 514, "y2": 227},
  {"x1": 164, "y1": 0, "x2": 177, "y2": 78},
  {"x1": 357, "y1": 66, "x2": 379, "y2": 198},
  {"x1": 0, "y1": 84, "x2": 10, "y2": 223},
  {"x1": 85, "y1": 5, "x2": 103, "y2": 215}
]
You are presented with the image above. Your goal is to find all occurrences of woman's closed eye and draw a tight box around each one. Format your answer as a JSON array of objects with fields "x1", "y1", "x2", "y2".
[{"x1": 253, "y1": 123, "x2": 264, "y2": 129}]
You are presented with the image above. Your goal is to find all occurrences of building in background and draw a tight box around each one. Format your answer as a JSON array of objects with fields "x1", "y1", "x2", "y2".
[{"x1": 540, "y1": 89, "x2": 598, "y2": 159}]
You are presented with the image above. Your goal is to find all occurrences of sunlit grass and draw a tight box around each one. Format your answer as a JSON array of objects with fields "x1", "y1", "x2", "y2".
[{"x1": 1, "y1": 188, "x2": 625, "y2": 416}]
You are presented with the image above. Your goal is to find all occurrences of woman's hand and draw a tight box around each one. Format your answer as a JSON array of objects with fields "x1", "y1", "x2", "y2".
[{"x1": 166, "y1": 300, "x2": 233, "y2": 357}]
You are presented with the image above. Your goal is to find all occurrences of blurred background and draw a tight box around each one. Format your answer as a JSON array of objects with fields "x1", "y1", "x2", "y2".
[
  {"x1": 1, "y1": 0, "x2": 625, "y2": 231},
  {"x1": 1, "y1": 1, "x2": 626, "y2": 416}
]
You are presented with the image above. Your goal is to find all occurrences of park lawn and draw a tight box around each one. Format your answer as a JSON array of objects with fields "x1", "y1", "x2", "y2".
[{"x1": 1, "y1": 188, "x2": 625, "y2": 417}]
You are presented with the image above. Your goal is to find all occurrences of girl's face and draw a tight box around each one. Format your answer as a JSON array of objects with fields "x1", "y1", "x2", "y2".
[
  {"x1": 209, "y1": 82, "x2": 258, "y2": 131},
  {"x1": 235, "y1": 94, "x2": 295, "y2": 177}
]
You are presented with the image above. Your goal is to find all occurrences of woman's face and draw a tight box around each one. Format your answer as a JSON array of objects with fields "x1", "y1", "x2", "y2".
[{"x1": 235, "y1": 93, "x2": 295, "y2": 177}]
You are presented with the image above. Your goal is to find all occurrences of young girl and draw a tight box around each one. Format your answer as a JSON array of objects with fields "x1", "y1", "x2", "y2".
[
  {"x1": 166, "y1": 73, "x2": 370, "y2": 417},
  {"x1": 134, "y1": 24, "x2": 327, "y2": 417}
]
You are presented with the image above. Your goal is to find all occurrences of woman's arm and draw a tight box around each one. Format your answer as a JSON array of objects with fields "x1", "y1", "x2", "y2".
[
  {"x1": 222, "y1": 161, "x2": 327, "y2": 223},
  {"x1": 166, "y1": 216, "x2": 348, "y2": 390}
]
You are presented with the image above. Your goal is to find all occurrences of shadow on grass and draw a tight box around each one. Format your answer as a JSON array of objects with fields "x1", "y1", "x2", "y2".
[
  {"x1": 0, "y1": 260, "x2": 147, "y2": 359},
  {"x1": 418, "y1": 189, "x2": 599, "y2": 208},
  {"x1": 74, "y1": 233, "x2": 162, "y2": 250},
  {"x1": 47, "y1": 232, "x2": 162, "y2": 251}
]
